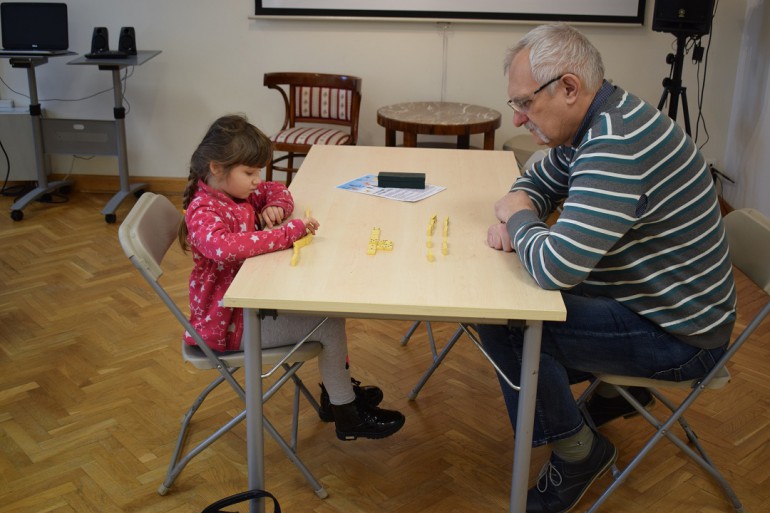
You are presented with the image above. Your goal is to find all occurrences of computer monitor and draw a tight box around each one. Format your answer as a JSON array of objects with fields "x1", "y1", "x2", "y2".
[{"x1": 0, "y1": 2, "x2": 69, "y2": 51}]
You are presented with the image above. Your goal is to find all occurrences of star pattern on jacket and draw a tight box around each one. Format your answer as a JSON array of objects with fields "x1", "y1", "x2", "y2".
[{"x1": 183, "y1": 180, "x2": 306, "y2": 351}]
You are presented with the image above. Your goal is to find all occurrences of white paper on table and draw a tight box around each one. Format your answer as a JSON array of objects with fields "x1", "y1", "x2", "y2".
[{"x1": 336, "y1": 174, "x2": 445, "y2": 202}]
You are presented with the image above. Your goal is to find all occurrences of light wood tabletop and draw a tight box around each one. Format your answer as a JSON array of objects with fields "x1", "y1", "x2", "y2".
[
  {"x1": 223, "y1": 144, "x2": 565, "y2": 513},
  {"x1": 225, "y1": 144, "x2": 563, "y2": 324}
]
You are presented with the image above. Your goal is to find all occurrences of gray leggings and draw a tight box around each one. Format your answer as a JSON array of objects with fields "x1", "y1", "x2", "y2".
[{"x1": 260, "y1": 315, "x2": 355, "y2": 406}]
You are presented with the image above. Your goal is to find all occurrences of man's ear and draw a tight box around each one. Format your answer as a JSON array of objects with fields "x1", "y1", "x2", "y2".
[{"x1": 562, "y1": 74, "x2": 581, "y2": 105}]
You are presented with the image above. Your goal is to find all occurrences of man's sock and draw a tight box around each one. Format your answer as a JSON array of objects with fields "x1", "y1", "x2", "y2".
[{"x1": 551, "y1": 424, "x2": 595, "y2": 462}]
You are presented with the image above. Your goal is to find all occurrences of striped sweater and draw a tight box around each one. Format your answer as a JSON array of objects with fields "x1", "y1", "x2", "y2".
[{"x1": 507, "y1": 84, "x2": 736, "y2": 349}]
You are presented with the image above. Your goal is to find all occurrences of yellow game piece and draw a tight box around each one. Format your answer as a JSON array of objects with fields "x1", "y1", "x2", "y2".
[
  {"x1": 441, "y1": 241, "x2": 448, "y2": 255},
  {"x1": 294, "y1": 233, "x2": 314, "y2": 248},
  {"x1": 426, "y1": 239, "x2": 433, "y2": 248},
  {"x1": 367, "y1": 227, "x2": 393, "y2": 255},
  {"x1": 427, "y1": 249, "x2": 435, "y2": 262}
]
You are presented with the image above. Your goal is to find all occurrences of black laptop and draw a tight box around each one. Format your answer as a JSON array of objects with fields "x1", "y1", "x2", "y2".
[{"x1": 0, "y1": 2, "x2": 69, "y2": 56}]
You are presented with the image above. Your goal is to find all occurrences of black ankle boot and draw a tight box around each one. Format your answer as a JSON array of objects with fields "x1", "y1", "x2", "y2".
[
  {"x1": 332, "y1": 398, "x2": 405, "y2": 441},
  {"x1": 318, "y1": 378, "x2": 384, "y2": 422}
]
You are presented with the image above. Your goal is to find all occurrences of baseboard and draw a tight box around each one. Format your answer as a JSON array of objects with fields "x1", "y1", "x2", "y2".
[{"x1": 47, "y1": 174, "x2": 186, "y2": 195}]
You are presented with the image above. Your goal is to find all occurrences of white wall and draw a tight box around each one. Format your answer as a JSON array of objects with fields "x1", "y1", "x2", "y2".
[{"x1": 0, "y1": 0, "x2": 747, "y2": 183}]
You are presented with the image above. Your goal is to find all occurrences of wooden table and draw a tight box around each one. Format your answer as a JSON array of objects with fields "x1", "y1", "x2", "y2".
[
  {"x1": 224, "y1": 145, "x2": 566, "y2": 513},
  {"x1": 377, "y1": 101, "x2": 502, "y2": 150}
]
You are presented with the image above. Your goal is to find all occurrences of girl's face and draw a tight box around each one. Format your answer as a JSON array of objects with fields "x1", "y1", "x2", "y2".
[{"x1": 208, "y1": 163, "x2": 262, "y2": 199}]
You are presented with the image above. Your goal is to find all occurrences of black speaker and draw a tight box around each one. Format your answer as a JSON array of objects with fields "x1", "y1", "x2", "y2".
[
  {"x1": 652, "y1": 0, "x2": 715, "y2": 36},
  {"x1": 90, "y1": 27, "x2": 109, "y2": 53},
  {"x1": 118, "y1": 26, "x2": 137, "y2": 55}
]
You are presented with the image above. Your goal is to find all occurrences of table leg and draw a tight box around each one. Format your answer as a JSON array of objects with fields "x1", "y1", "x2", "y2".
[
  {"x1": 510, "y1": 321, "x2": 543, "y2": 513},
  {"x1": 385, "y1": 129, "x2": 396, "y2": 147},
  {"x1": 483, "y1": 131, "x2": 496, "y2": 151},
  {"x1": 403, "y1": 131, "x2": 418, "y2": 147},
  {"x1": 244, "y1": 309, "x2": 265, "y2": 513},
  {"x1": 457, "y1": 134, "x2": 470, "y2": 149}
]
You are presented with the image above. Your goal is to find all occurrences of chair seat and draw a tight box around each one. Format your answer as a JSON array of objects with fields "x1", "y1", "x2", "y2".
[
  {"x1": 182, "y1": 341, "x2": 324, "y2": 370},
  {"x1": 272, "y1": 126, "x2": 351, "y2": 146},
  {"x1": 596, "y1": 366, "x2": 731, "y2": 390}
]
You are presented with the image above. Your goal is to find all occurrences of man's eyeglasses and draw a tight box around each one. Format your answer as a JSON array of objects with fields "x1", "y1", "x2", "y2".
[{"x1": 507, "y1": 74, "x2": 564, "y2": 114}]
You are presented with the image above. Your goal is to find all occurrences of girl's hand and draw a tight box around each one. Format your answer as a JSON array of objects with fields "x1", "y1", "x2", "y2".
[
  {"x1": 261, "y1": 206, "x2": 286, "y2": 228},
  {"x1": 303, "y1": 216, "x2": 320, "y2": 235}
]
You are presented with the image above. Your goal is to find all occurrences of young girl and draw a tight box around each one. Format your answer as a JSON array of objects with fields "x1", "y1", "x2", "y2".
[{"x1": 178, "y1": 114, "x2": 404, "y2": 440}]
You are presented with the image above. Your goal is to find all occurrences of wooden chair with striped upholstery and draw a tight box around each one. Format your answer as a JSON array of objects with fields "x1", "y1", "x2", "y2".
[{"x1": 263, "y1": 72, "x2": 362, "y2": 185}]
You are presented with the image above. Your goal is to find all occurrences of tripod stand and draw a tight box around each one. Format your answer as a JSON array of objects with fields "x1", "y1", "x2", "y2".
[{"x1": 658, "y1": 33, "x2": 692, "y2": 136}]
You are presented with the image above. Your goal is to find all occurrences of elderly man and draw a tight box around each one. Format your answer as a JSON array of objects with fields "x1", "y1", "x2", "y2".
[{"x1": 480, "y1": 24, "x2": 735, "y2": 513}]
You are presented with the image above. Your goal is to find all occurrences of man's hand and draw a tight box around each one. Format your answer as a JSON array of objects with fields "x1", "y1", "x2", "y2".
[
  {"x1": 494, "y1": 190, "x2": 536, "y2": 224},
  {"x1": 487, "y1": 222, "x2": 514, "y2": 252}
]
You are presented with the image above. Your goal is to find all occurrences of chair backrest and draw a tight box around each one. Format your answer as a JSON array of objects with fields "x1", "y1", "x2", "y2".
[
  {"x1": 118, "y1": 192, "x2": 182, "y2": 282},
  {"x1": 715, "y1": 208, "x2": 770, "y2": 379},
  {"x1": 724, "y1": 208, "x2": 770, "y2": 295},
  {"x1": 264, "y1": 71, "x2": 362, "y2": 142}
]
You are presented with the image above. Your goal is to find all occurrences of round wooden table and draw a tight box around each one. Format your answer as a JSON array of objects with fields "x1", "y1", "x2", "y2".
[{"x1": 376, "y1": 101, "x2": 502, "y2": 150}]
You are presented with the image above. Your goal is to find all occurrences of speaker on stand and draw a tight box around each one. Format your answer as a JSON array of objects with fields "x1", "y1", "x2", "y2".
[
  {"x1": 90, "y1": 26, "x2": 109, "y2": 53},
  {"x1": 652, "y1": 0, "x2": 716, "y2": 136},
  {"x1": 118, "y1": 27, "x2": 137, "y2": 55}
]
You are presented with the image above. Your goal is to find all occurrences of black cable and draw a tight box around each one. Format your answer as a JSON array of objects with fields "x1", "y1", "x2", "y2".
[
  {"x1": 694, "y1": 0, "x2": 719, "y2": 149},
  {"x1": 0, "y1": 65, "x2": 136, "y2": 199},
  {"x1": 0, "y1": 65, "x2": 135, "y2": 105}
]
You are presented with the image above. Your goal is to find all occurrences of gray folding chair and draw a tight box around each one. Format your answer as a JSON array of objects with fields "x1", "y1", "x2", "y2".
[
  {"x1": 118, "y1": 192, "x2": 328, "y2": 498},
  {"x1": 578, "y1": 208, "x2": 770, "y2": 513}
]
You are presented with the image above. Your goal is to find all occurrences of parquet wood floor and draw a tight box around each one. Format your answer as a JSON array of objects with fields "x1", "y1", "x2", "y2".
[{"x1": 1, "y1": 192, "x2": 769, "y2": 513}]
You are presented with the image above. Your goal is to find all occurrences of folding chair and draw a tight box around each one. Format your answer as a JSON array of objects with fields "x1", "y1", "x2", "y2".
[
  {"x1": 118, "y1": 192, "x2": 328, "y2": 499},
  {"x1": 577, "y1": 207, "x2": 770, "y2": 513}
]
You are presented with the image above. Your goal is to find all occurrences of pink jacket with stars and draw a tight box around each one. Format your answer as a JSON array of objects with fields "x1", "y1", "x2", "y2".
[{"x1": 184, "y1": 180, "x2": 307, "y2": 351}]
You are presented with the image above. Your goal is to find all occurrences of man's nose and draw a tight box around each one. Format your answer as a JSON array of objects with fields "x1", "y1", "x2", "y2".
[{"x1": 513, "y1": 111, "x2": 529, "y2": 127}]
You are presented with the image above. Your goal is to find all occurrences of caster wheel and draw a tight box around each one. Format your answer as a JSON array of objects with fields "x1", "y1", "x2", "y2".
[
  {"x1": 105, "y1": 213, "x2": 117, "y2": 224},
  {"x1": 59, "y1": 185, "x2": 72, "y2": 195},
  {"x1": 11, "y1": 209, "x2": 23, "y2": 221},
  {"x1": 134, "y1": 189, "x2": 145, "y2": 198},
  {"x1": 40, "y1": 193, "x2": 52, "y2": 203}
]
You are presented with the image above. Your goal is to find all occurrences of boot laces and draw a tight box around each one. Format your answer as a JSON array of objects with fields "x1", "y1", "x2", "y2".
[{"x1": 536, "y1": 460, "x2": 563, "y2": 492}]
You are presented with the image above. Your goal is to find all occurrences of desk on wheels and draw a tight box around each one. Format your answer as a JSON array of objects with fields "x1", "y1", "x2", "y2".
[
  {"x1": 2, "y1": 53, "x2": 75, "y2": 221},
  {"x1": 3, "y1": 51, "x2": 160, "y2": 222},
  {"x1": 68, "y1": 50, "x2": 161, "y2": 223},
  {"x1": 377, "y1": 101, "x2": 501, "y2": 150},
  {"x1": 224, "y1": 145, "x2": 566, "y2": 513}
]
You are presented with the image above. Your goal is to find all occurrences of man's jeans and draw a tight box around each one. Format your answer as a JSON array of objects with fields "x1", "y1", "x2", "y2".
[{"x1": 477, "y1": 291, "x2": 727, "y2": 447}]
